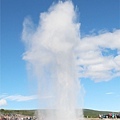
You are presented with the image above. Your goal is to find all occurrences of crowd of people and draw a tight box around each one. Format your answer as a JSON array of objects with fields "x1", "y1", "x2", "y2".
[
  {"x1": 0, "y1": 114, "x2": 37, "y2": 120},
  {"x1": 99, "y1": 113, "x2": 120, "y2": 119},
  {"x1": 1, "y1": 113, "x2": 120, "y2": 120}
]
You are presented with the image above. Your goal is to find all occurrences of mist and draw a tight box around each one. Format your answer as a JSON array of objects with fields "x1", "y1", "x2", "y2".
[{"x1": 22, "y1": 1, "x2": 83, "y2": 120}]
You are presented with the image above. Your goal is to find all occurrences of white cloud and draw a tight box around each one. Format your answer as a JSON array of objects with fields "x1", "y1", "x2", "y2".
[
  {"x1": 76, "y1": 30, "x2": 120, "y2": 82},
  {"x1": 106, "y1": 92, "x2": 114, "y2": 95},
  {"x1": 0, "y1": 99, "x2": 7, "y2": 106},
  {"x1": 5, "y1": 95, "x2": 38, "y2": 102},
  {"x1": 0, "y1": 94, "x2": 53, "y2": 102}
]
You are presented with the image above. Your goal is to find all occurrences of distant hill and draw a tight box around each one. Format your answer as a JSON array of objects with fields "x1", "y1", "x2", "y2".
[
  {"x1": 0, "y1": 109, "x2": 118, "y2": 118},
  {"x1": 83, "y1": 109, "x2": 117, "y2": 118},
  {"x1": 0, "y1": 109, "x2": 35, "y2": 116}
]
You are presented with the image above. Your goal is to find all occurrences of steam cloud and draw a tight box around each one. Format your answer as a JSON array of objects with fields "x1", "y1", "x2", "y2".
[{"x1": 22, "y1": 1, "x2": 82, "y2": 120}]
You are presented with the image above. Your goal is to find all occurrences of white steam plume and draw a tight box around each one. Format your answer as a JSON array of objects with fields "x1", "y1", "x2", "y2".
[{"x1": 22, "y1": 1, "x2": 83, "y2": 120}]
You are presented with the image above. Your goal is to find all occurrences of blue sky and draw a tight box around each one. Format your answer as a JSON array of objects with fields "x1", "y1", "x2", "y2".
[{"x1": 1, "y1": 0, "x2": 120, "y2": 111}]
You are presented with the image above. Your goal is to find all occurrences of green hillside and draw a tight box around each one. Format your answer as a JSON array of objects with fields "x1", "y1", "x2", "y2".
[
  {"x1": 0, "y1": 109, "x2": 35, "y2": 116},
  {"x1": 83, "y1": 109, "x2": 115, "y2": 118},
  {"x1": 0, "y1": 109, "x2": 118, "y2": 118}
]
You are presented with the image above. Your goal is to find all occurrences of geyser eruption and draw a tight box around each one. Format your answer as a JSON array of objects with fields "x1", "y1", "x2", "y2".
[{"x1": 22, "y1": 1, "x2": 83, "y2": 120}]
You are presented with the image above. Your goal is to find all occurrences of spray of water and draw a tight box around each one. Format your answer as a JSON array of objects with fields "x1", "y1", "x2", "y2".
[{"x1": 22, "y1": 1, "x2": 83, "y2": 120}]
